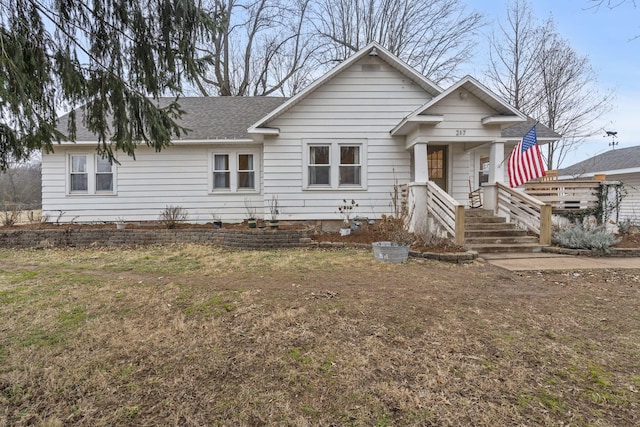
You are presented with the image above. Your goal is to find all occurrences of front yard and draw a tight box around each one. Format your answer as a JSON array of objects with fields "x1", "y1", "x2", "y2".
[{"x1": 1, "y1": 245, "x2": 639, "y2": 426}]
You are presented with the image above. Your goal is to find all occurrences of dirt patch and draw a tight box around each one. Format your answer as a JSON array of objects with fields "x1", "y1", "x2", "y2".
[{"x1": 0, "y1": 245, "x2": 638, "y2": 426}]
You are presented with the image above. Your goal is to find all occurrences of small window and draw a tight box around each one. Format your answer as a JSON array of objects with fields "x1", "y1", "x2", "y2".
[
  {"x1": 96, "y1": 156, "x2": 113, "y2": 192},
  {"x1": 213, "y1": 154, "x2": 230, "y2": 189},
  {"x1": 238, "y1": 154, "x2": 255, "y2": 189},
  {"x1": 309, "y1": 145, "x2": 330, "y2": 186},
  {"x1": 70, "y1": 155, "x2": 88, "y2": 192},
  {"x1": 339, "y1": 146, "x2": 361, "y2": 186}
]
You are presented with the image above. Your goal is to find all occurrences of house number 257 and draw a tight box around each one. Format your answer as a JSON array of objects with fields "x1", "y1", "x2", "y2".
[{"x1": 456, "y1": 129, "x2": 466, "y2": 136}]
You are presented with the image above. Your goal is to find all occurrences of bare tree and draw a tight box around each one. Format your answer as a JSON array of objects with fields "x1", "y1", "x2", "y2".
[
  {"x1": 486, "y1": 0, "x2": 543, "y2": 112},
  {"x1": 0, "y1": 160, "x2": 41, "y2": 209},
  {"x1": 311, "y1": 0, "x2": 483, "y2": 85},
  {"x1": 487, "y1": 1, "x2": 612, "y2": 169},
  {"x1": 587, "y1": 0, "x2": 637, "y2": 9},
  {"x1": 195, "y1": 0, "x2": 318, "y2": 96},
  {"x1": 534, "y1": 23, "x2": 613, "y2": 169}
]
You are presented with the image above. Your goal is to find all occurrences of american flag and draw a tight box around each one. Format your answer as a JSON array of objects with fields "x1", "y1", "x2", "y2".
[{"x1": 508, "y1": 125, "x2": 546, "y2": 188}]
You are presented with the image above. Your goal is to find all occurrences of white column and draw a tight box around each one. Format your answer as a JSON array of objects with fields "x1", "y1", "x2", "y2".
[
  {"x1": 414, "y1": 143, "x2": 428, "y2": 183},
  {"x1": 488, "y1": 141, "x2": 505, "y2": 184}
]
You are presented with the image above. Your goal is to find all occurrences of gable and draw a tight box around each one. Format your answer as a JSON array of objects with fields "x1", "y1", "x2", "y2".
[
  {"x1": 249, "y1": 42, "x2": 442, "y2": 132},
  {"x1": 391, "y1": 76, "x2": 526, "y2": 138}
]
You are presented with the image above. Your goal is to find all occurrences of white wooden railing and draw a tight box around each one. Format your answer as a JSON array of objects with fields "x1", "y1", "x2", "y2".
[
  {"x1": 523, "y1": 180, "x2": 600, "y2": 212},
  {"x1": 425, "y1": 181, "x2": 465, "y2": 245},
  {"x1": 496, "y1": 182, "x2": 552, "y2": 245}
]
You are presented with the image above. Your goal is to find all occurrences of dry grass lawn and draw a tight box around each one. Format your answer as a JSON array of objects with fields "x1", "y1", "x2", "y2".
[{"x1": 0, "y1": 245, "x2": 639, "y2": 426}]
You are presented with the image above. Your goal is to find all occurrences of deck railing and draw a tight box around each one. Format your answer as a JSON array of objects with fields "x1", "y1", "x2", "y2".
[
  {"x1": 425, "y1": 181, "x2": 465, "y2": 245},
  {"x1": 496, "y1": 182, "x2": 552, "y2": 245},
  {"x1": 523, "y1": 180, "x2": 600, "y2": 212}
]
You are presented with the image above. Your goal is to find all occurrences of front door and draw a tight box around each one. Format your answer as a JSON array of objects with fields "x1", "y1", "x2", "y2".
[{"x1": 427, "y1": 145, "x2": 448, "y2": 191}]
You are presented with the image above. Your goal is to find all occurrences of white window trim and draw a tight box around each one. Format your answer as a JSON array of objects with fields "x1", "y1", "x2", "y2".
[
  {"x1": 66, "y1": 152, "x2": 117, "y2": 196},
  {"x1": 208, "y1": 148, "x2": 261, "y2": 193},
  {"x1": 302, "y1": 139, "x2": 367, "y2": 190}
]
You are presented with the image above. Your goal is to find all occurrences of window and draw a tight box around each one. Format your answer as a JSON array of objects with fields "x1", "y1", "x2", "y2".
[
  {"x1": 68, "y1": 153, "x2": 116, "y2": 195},
  {"x1": 339, "y1": 146, "x2": 360, "y2": 186},
  {"x1": 304, "y1": 140, "x2": 366, "y2": 189},
  {"x1": 213, "y1": 154, "x2": 230, "y2": 189},
  {"x1": 96, "y1": 156, "x2": 113, "y2": 192},
  {"x1": 238, "y1": 154, "x2": 255, "y2": 189},
  {"x1": 210, "y1": 150, "x2": 259, "y2": 192},
  {"x1": 309, "y1": 145, "x2": 330, "y2": 186},
  {"x1": 70, "y1": 155, "x2": 88, "y2": 192}
]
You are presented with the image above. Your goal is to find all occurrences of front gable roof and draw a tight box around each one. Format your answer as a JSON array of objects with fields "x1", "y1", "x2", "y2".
[
  {"x1": 559, "y1": 145, "x2": 640, "y2": 177},
  {"x1": 248, "y1": 42, "x2": 443, "y2": 133},
  {"x1": 391, "y1": 76, "x2": 526, "y2": 136}
]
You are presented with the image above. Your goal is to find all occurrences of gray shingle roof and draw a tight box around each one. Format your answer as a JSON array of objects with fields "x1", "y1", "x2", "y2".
[
  {"x1": 559, "y1": 145, "x2": 640, "y2": 176},
  {"x1": 501, "y1": 117, "x2": 561, "y2": 139},
  {"x1": 57, "y1": 97, "x2": 288, "y2": 141}
]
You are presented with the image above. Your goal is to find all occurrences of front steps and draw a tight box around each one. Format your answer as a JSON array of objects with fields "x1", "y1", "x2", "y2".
[{"x1": 464, "y1": 209, "x2": 546, "y2": 253}]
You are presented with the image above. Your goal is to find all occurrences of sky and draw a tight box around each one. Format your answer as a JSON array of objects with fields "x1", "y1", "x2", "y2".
[{"x1": 463, "y1": 0, "x2": 640, "y2": 168}]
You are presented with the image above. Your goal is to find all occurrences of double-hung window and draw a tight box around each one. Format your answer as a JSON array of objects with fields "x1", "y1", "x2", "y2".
[
  {"x1": 339, "y1": 145, "x2": 361, "y2": 186},
  {"x1": 68, "y1": 153, "x2": 116, "y2": 195},
  {"x1": 213, "y1": 154, "x2": 230, "y2": 190},
  {"x1": 70, "y1": 155, "x2": 88, "y2": 192},
  {"x1": 308, "y1": 145, "x2": 330, "y2": 186},
  {"x1": 210, "y1": 150, "x2": 259, "y2": 193},
  {"x1": 238, "y1": 154, "x2": 255, "y2": 189},
  {"x1": 95, "y1": 156, "x2": 114, "y2": 192},
  {"x1": 304, "y1": 140, "x2": 366, "y2": 189}
]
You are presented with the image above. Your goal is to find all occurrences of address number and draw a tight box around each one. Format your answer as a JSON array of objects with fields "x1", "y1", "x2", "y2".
[{"x1": 456, "y1": 129, "x2": 466, "y2": 136}]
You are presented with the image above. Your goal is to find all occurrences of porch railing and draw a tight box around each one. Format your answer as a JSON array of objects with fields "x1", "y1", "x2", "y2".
[
  {"x1": 522, "y1": 180, "x2": 600, "y2": 212},
  {"x1": 425, "y1": 181, "x2": 465, "y2": 245},
  {"x1": 496, "y1": 182, "x2": 552, "y2": 245}
]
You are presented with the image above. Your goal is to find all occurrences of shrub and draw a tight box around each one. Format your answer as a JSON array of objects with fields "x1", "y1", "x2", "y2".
[
  {"x1": 159, "y1": 205, "x2": 188, "y2": 229},
  {"x1": 617, "y1": 218, "x2": 634, "y2": 235},
  {"x1": 1, "y1": 204, "x2": 22, "y2": 226},
  {"x1": 553, "y1": 224, "x2": 620, "y2": 251}
]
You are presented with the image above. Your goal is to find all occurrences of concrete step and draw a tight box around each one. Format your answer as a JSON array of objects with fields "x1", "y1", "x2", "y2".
[
  {"x1": 466, "y1": 243, "x2": 546, "y2": 253},
  {"x1": 465, "y1": 229, "x2": 530, "y2": 238},
  {"x1": 465, "y1": 236, "x2": 540, "y2": 245}
]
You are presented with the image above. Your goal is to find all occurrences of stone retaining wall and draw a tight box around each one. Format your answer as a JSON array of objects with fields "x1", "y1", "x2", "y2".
[{"x1": 0, "y1": 227, "x2": 316, "y2": 250}]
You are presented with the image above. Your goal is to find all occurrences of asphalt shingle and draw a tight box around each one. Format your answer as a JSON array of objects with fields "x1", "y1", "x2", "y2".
[
  {"x1": 559, "y1": 145, "x2": 640, "y2": 176},
  {"x1": 57, "y1": 97, "x2": 288, "y2": 141}
]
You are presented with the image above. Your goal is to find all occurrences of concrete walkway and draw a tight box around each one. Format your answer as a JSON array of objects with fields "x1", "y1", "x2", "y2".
[{"x1": 480, "y1": 252, "x2": 640, "y2": 271}]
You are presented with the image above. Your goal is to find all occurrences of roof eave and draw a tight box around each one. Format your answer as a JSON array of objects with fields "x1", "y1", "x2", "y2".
[
  {"x1": 390, "y1": 115, "x2": 444, "y2": 136},
  {"x1": 247, "y1": 127, "x2": 280, "y2": 136}
]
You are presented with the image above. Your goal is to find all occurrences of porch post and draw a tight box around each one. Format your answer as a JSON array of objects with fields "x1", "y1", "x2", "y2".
[
  {"x1": 483, "y1": 141, "x2": 505, "y2": 213},
  {"x1": 414, "y1": 143, "x2": 428, "y2": 183},
  {"x1": 409, "y1": 143, "x2": 428, "y2": 232}
]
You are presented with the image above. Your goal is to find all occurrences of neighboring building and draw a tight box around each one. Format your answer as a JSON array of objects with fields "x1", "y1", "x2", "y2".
[
  {"x1": 559, "y1": 146, "x2": 640, "y2": 222},
  {"x1": 42, "y1": 42, "x2": 560, "y2": 226}
]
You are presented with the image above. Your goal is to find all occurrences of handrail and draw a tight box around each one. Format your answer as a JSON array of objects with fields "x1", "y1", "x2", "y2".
[
  {"x1": 425, "y1": 181, "x2": 465, "y2": 245},
  {"x1": 496, "y1": 182, "x2": 552, "y2": 245}
]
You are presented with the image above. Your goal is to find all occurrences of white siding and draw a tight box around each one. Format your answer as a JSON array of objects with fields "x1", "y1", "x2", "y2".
[
  {"x1": 421, "y1": 91, "x2": 504, "y2": 142},
  {"x1": 609, "y1": 173, "x2": 640, "y2": 222},
  {"x1": 42, "y1": 145, "x2": 263, "y2": 223},
  {"x1": 263, "y1": 57, "x2": 432, "y2": 220}
]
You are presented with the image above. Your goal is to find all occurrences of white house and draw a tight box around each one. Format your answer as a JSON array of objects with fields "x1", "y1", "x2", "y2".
[
  {"x1": 42, "y1": 42, "x2": 560, "y2": 232},
  {"x1": 559, "y1": 145, "x2": 640, "y2": 223}
]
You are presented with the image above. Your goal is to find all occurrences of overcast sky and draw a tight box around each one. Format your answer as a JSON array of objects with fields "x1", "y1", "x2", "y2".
[{"x1": 463, "y1": 0, "x2": 640, "y2": 167}]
